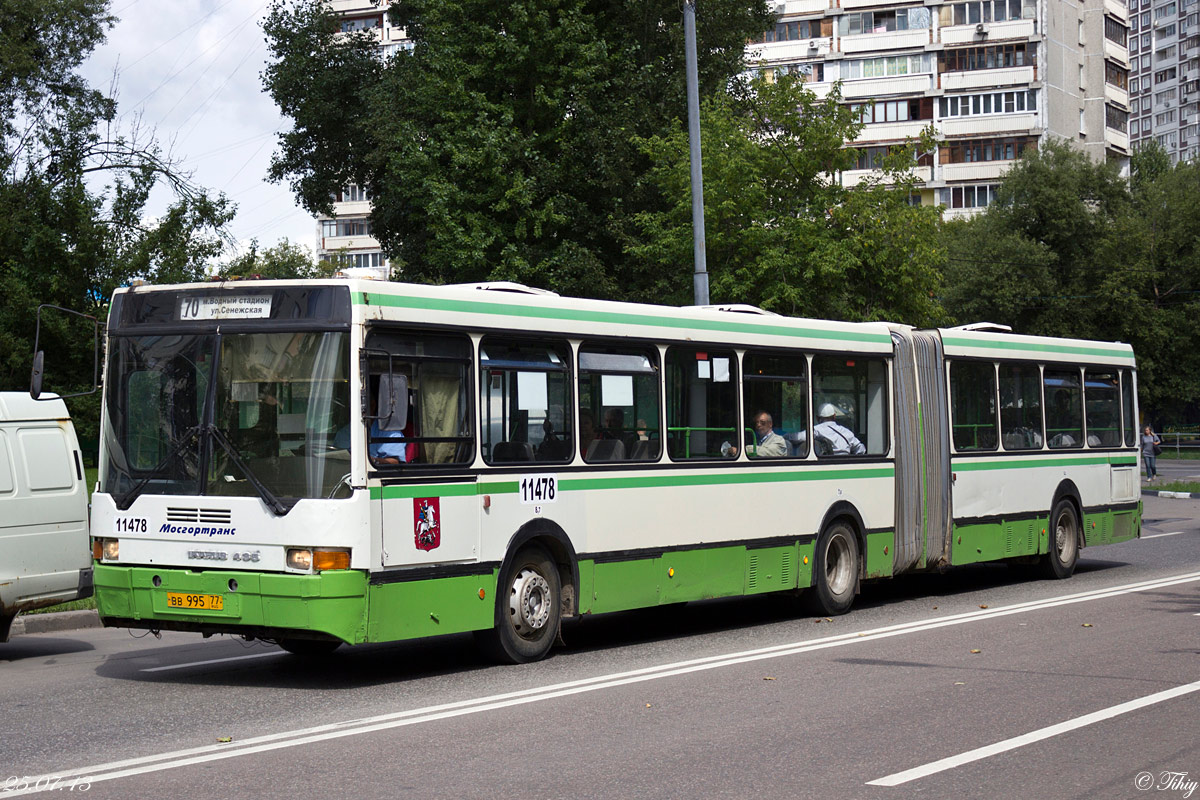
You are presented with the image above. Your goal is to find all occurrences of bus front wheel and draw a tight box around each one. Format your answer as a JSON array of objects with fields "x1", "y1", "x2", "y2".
[
  {"x1": 807, "y1": 521, "x2": 859, "y2": 616},
  {"x1": 478, "y1": 545, "x2": 561, "y2": 664},
  {"x1": 1041, "y1": 499, "x2": 1080, "y2": 579}
]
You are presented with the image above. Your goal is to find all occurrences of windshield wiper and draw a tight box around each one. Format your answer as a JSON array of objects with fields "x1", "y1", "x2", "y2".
[
  {"x1": 206, "y1": 425, "x2": 294, "y2": 516},
  {"x1": 115, "y1": 425, "x2": 202, "y2": 510}
]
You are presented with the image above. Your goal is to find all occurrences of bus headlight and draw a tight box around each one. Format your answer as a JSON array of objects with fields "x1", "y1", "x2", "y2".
[
  {"x1": 286, "y1": 548, "x2": 312, "y2": 570},
  {"x1": 93, "y1": 538, "x2": 119, "y2": 561}
]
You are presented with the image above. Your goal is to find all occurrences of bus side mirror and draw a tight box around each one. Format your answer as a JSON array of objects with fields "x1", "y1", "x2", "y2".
[
  {"x1": 377, "y1": 374, "x2": 408, "y2": 431},
  {"x1": 30, "y1": 351, "x2": 44, "y2": 400}
]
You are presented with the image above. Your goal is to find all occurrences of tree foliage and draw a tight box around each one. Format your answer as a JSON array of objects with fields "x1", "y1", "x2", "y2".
[
  {"x1": 263, "y1": 0, "x2": 771, "y2": 300},
  {"x1": 0, "y1": 0, "x2": 232, "y2": 447},
  {"x1": 216, "y1": 239, "x2": 333, "y2": 280},
  {"x1": 941, "y1": 140, "x2": 1200, "y2": 420},
  {"x1": 632, "y1": 76, "x2": 946, "y2": 325}
]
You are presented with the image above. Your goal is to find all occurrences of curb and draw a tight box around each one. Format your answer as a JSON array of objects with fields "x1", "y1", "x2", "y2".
[
  {"x1": 11, "y1": 609, "x2": 102, "y2": 637},
  {"x1": 1141, "y1": 488, "x2": 1200, "y2": 499}
]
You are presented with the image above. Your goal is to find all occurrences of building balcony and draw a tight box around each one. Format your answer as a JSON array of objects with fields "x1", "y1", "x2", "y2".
[
  {"x1": 321, "y1": 235, "x2": 381, "y2": 252},
  {"x1": 854, "y1": 119, "x2": 931, "y2": 142},
  {"x1": 839, "y1": 29, "x2": 931, "y2": 54},
  {"x1": 1104, "y1": 0, "x2": 1128, "y2": 18},
  {"x1": 839, "y1": 165, "x2": 932, "y2": 187},
  {"x1": 750, "y1": 38, "x2": 832, "y2": 63},
  {"x1": 332, "y1": 200, "x2": 372, "y2": 216},
  {"x1": 939, "y1": 19, "x2": 1036, "y2": 46},
  {"x1": 841, "y1": 73, "x2": 935, "y2": 98},
  {"x1": 941, "y1": 65, "x2": 1036, "y2": 91},
  {"x1": 1105, "y1": 126, "x2": 1130, "y2": 152},
  {"x1": 1103, "y1": 37, "x2": 1129, "y2": 63},
  {"x1": 939, "y1": 112, "x2": 1039, "y2": 136},
  {"x1": 939, "y1": 160, "x2": 1013, "y2": 181},
  {"x1": 780, "y1": 0, "x2": 831, "y2": 13},
  {"x1": 330, "y1": 0, "x2": 381, "y2": 11},
  {"x1": 1104, "y1": 82, "x2": 1130, "y2": 107}
]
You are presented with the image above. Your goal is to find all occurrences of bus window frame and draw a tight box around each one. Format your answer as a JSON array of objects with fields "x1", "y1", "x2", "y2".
[
  {"x1": 947, "y1": 358, "x2": 1000, "y2": 453},
  {"x1": 479, "y1": 335, "x2": 574, "y2": 466},
  {"x1": 577, "y1": 341, "x2": 663, "y2": 464},
  {"x1": 741, "y1": 347, "x2": 811, "y2": 461}
]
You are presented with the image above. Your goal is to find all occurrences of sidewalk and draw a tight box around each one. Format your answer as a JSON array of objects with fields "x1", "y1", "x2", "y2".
[{"x1": 8, "y1": 609, "x2": 101, "y2": 638}]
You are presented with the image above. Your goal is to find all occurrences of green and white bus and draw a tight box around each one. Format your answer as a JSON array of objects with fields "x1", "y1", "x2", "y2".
[{"x1": 90, "y1": 280, "x2": 1141, "y2": 661}]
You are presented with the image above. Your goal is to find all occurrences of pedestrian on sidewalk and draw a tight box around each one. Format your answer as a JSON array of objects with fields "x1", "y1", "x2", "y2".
[{"x1": 1142, "y1": 424, "x2": 1162, "y2": 480}]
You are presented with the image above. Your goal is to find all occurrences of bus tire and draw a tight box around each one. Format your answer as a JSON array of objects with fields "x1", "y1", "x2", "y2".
[
  {"x1": 278, "y1": 638, "x2": 342, "y2": 656},
  {"x1": 478, "y1": 545, "x2": 561, "y2": 664},
  {"x1": 807, "y1": 520, "x2": 859, "y2": 616},
  {"x1": 1040, "y1": 498, "x2": 1080, "y2": 579}
]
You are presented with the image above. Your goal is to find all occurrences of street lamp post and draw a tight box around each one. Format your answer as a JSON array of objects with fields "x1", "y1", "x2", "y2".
[{"x1": 684, "y1": 0, "x2": 709, "y2": 306}]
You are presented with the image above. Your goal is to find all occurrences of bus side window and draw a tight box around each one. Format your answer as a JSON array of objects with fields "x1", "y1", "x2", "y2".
[
  {"x1": 363, "y1": 330, "x2": 474, "y2": 468},
  {"x1": 665, "y1": 347, "x2": 738, "y2": 460},
  {"x1": 579, "y1": 345, "x2": 661, "y2": 463},
  {"x1": 742, "y1": 351, "x2": 808, "y2": 459},
  {"x1": 480, "y1": 338, "x2": 572, "y2": 465},
  {"x1": 949, "y1": 360, "x2": 998, "y2": 452}
]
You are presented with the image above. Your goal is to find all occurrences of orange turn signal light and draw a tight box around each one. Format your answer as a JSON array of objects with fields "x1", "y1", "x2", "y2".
[
  {"x1": 314, "y1": 549, "x2": 351, "y2": 571},
  {"x1": 92, "y1": 539, "x2": 103, "y2": 560}
]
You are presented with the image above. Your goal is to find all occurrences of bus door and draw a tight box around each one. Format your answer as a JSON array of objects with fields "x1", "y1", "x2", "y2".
[{"x1": 365, "y1": 330, "x2": 480, "y2": 567}]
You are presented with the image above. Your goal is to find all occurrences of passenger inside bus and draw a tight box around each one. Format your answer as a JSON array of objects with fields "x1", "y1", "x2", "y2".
[
  {"x1": 814, "y1": 403, "x2": 866, "y2": 456},
  {"x1": 726, "y1": 411, "x2": 788, "y2": 458}
]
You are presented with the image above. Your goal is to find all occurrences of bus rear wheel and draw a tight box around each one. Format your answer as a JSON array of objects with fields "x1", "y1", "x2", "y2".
[
  {"x1": 477, "y1": 545, "x2": 561, "y2": 664},
  {"x1": 1040, "y1": 499, "x2": 1080, "y2": 579},
  {"x1": 806, "y1": 521, "x2": 859, "y2": 616}
]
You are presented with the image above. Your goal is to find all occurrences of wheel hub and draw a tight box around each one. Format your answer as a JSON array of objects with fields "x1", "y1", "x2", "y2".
[{"x1": 508, "y1": 567, "x2": 551, "y2": 636}]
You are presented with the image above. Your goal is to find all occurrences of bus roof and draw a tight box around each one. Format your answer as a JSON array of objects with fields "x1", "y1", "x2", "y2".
[{"x1": 112, "y1": 279, "x2": 1135, "y2": 364}]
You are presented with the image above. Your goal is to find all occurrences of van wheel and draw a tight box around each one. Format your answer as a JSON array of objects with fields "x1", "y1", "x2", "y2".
[
  {"x1": 278, "y1": 638, "x2": 342, "y2": 656},
  {"x1": 477, "y1": 545, "x2": 560, "y2": 664},
  {"x1": 806, "y1": 521, "x2": 859, "y2": 616},
  {"x1": 1040, "y1": 499, "x2": 1080, "y2": 579}
]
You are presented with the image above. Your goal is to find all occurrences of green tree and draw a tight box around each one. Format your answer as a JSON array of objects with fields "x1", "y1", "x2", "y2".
[
  {"x1": 217, "y1": 239, "x2": 333, "y2": 280},
  {"x1": 0, "y1": 0, "x2": 232, "y2": 448},
  {"x1": 632, "y1": 75, "x2": 945, "y2": 325},
  {"x1": 941, "y1": 140, "x2": 1200, "y2": 420},
  {"x1": 263, "y1": 0, "x2": 771, "y2": 300}
]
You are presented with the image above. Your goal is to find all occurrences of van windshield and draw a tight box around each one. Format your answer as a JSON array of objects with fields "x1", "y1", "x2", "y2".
[{"x1": 100, "y1": 332, "x2": 351, "y2": 508}]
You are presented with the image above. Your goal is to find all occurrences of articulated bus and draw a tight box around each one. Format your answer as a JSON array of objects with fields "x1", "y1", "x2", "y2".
[{"x1": 90, "y1": 280, "x2": 1141, "y2": 661}]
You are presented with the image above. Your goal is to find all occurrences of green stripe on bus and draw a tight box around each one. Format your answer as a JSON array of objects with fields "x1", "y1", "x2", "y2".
[
  {"x1": 941, "y1": 336, "x2": 1135, "y2": 362},
  {"x1": 352, "y1": 292, "x2": 891, "y2": 344},
  {"x1": 371, "y1": 466, "x2": 894, "y2": 499},
  {"x1": 954, "y1": 455, "x2": 1136, "y2": 471}
]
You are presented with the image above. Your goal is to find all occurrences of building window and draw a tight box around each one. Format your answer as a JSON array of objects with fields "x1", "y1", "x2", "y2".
[
  {"x1": 754, "y1": 18, "x2": 831, "y2": 42},
  {"x1": 843, "y1": 54, "x2": 933, "y2": 78},
  {"x1": 339, "y1": 185, "x2": 371, "y2": 203},
  {"x1": 852, "y1": 144, "x2": 934, "y2": 169},
  {"x1": 1154, "y1": 2, "x2": 1177, "y2": 19},
  {"x1": 839, "y1": 7, "x2": 932, "y2": 35},
  {"x1": 1107, "y1": 61, "x2": 1130, "y2": 89},
  {"x1": 940, "y1": 44, "x2": 1036, "y2": 72},
  {"x1": 940, "y1": 136, "x2": 1037, "y2": 163},
  {"x1": 938, "y1": 89, "x2": 1037, "y2": 117},
  {"x1": 850, "y1": 97, "x2": 934, "y2": 123},
  {"x1": 941, "y1": 0, "x2": 1036, "y2": 25},
  {"x1": 941, "y1": 184, "x2": 1001, "y2": 208},
  {"x1": 1108, "y1": 103, "x2": 1131, "y2": 131},
  {"x1": 341, "y1": 14, "x2": 382, "y2": 33},
  {"x1": 1105, "y1": 15, "x2": 1131, "y2": 44},
  {"x1": 1157, "y1": 87, "x2": 1178, "y2": 104},
  {"x1": 1154, "y1": 66, "x2": 1178, "y2": 81}
]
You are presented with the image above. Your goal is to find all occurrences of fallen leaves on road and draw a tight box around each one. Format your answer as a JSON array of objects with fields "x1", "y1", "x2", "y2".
[{"x1": 970, "y1": 649, "x2": 982, "y2": 654}]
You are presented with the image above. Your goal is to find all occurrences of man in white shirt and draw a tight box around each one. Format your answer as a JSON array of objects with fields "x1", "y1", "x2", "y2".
[{"x1": 814, "y1": 403, "x2": 866, "y2": 456}]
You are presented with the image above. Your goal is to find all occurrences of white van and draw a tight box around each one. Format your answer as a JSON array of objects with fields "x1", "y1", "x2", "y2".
[{"x1": 0, "y1": 393, "x2": 91, "y2": 641}]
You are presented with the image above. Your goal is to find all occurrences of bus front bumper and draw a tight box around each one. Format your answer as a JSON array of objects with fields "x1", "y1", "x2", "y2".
[{"x1": 93, "y1": 564, "x2": 368, "y2": 644}]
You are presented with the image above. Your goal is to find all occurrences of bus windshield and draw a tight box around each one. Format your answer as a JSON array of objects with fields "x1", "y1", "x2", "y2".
[{"x1": 100, "y1": 331, "x2": 351, "y2": 508}]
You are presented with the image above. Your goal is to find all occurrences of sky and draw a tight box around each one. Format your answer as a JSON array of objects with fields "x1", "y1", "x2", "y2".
[{"x1": 81, "y1": 0, "x2": 316, "y2": 261}]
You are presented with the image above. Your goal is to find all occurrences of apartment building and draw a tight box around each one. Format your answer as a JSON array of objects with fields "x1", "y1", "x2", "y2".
[
  {"x1": 746, "y1": 0, "x2": 1132, "y2": 217},
  {"x1": 315, "y1": 1, "x2": 411, "y2": 278},
  {"x1": 1128, "y1": 0, "x2": 1199, "y2": 161}
]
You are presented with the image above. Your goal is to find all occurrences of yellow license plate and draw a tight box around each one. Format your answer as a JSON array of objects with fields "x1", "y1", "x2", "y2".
[{"x1": 166, "y1": 592, "x2": 224, "y2": 611}]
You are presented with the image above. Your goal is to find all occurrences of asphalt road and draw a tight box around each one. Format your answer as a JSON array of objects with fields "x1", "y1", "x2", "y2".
[{"x1": 2, "y1": 495, "x2": 1198, "y2": 800}]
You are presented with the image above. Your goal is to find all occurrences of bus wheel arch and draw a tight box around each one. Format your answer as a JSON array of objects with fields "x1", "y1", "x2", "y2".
[
  {"x1": 808, "y1": 503, "x2": 866, "y2": 616},
  {"x1": 1043, "y1": 483, "x2": 1083, "y2": 579},
  {"x1": 477, "y1": 519, "x2": 578, "y2": 664}
]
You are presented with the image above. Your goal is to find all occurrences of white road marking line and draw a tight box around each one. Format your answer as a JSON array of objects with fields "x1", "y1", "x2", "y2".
[
  {"x1": 1143, "y1": 531, "x2": 1185, "y2": 539},
  {"x1": 9, "y1": 570, "x2": 1200, "y2": 797},
  {"x1": 868, "y1": 679, "x2": 1200, "y2": 787},
  {"x1": 141, "y1": 652, "x2": 283, "y2": 672}
]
